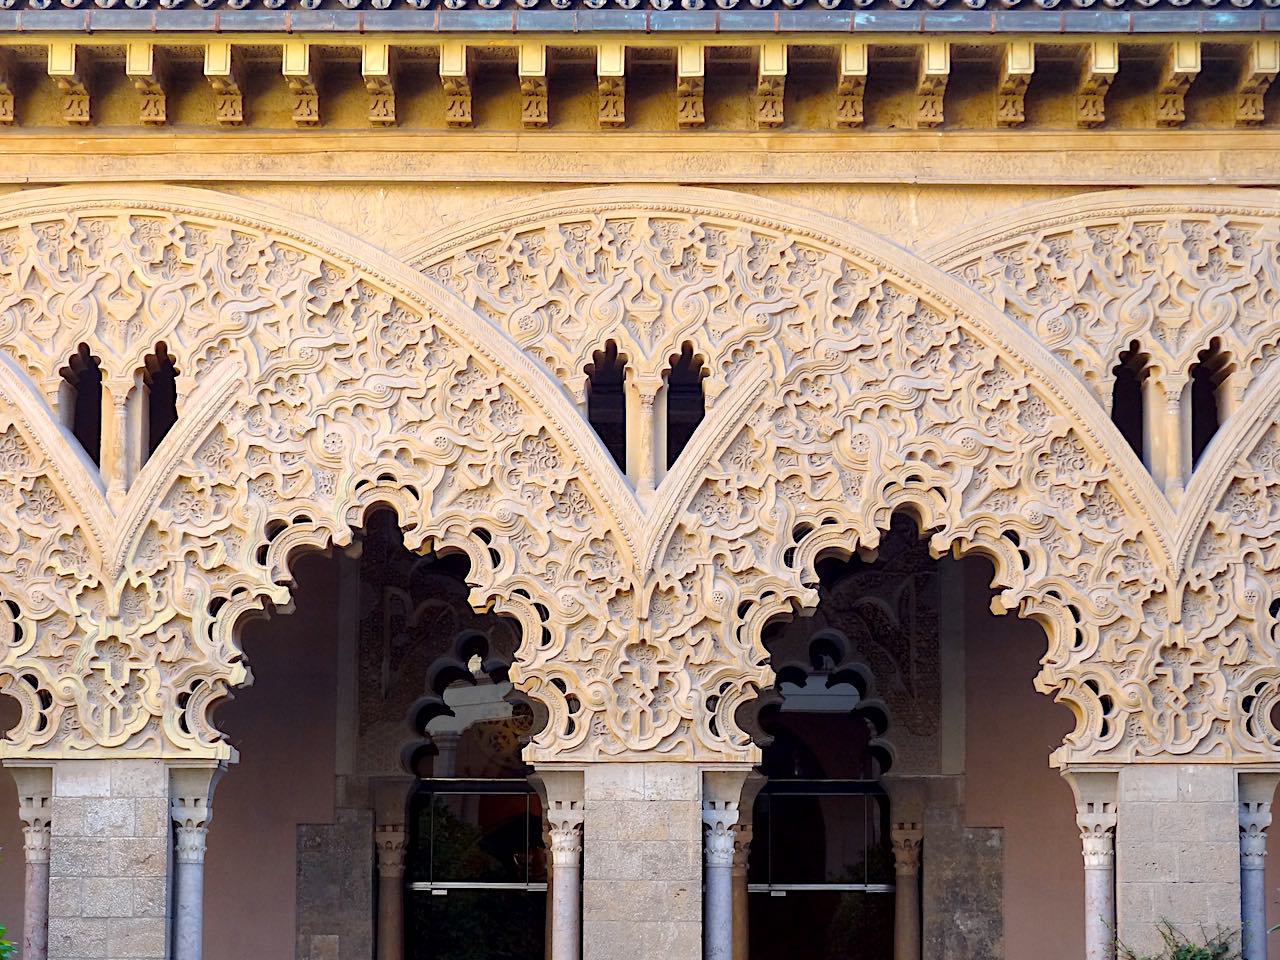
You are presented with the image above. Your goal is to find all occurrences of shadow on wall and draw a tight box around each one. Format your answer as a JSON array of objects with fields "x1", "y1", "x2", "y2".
[
  {"x1": 0, "y1": 696, "x2": 24, "y2": 950},
  {"x1": 203, "y1": 550, "x2": 341, "y2": 960},
  {"x1": 962, "y1": 554, "x2": 1083, "y2": 960}
]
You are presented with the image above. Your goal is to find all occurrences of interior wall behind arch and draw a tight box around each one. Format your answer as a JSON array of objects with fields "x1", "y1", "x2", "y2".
[
  {"x1": 961, "y1": 558, "x2": 1084, "y2": 960},
  {"x1": 203, "y1": 551, "x2": 341, "y2": 960},
  {"x1": 0, "y1": 695, "x2": 27, "y2": 947}
]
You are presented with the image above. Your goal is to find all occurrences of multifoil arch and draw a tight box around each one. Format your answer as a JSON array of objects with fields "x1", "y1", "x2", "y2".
[
  {"x1": 408, "y1": 187, "x2": 1195, "y2": 767},
  {"x1": 0, "y1": 186, "x2": 640, "y2": 762}
]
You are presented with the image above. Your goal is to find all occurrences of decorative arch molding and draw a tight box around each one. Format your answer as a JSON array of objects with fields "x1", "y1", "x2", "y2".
[
  {"x1": 405, "y1": 186, "x2": 1200, "y2": 768},
  {"x1": 0, "y1": 185, "x2": 1275, "y2": 770},
  {"x1": 925, "y1": 188, "x2": 1280, "y2": 407},
  {"x1": 0, "y1": 185, "x2": 640, "y2": 763},
  {"x1": 409, "y1": 188, "x2": 1177, "y2": 773}
]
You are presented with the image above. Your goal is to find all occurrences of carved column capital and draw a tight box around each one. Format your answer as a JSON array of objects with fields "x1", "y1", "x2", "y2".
[
  {"x1": 731, "y1": 822, "x2": 753, "y2": 876},
  {"x1": 1240, "y1": 799, "x2": 1272, "y2": 869},
  {"x1": 703, "y1": 799, "x2": 741, "y2": 869},
  {"x1": 547, "y1": 799, "x2": 584, "y2": 867},
  {"x1": 891, "y1": 822, "x2": 924, "y2": 877},
  {"x1": 171, "y1": 794, "x2": 212, "y2": 865},
  {"x1": 375, "y1": 824, "x2": 408, "y2": 878},
  {"x1": 170, "y1": 763, "x2": 224, "y2": 867},
  {"x1": 16, "y1": 791, "x2": 51, "y2": 866},
  {"x1": 1076, "y1": 801, "x2": 1117, "y2": 869}
]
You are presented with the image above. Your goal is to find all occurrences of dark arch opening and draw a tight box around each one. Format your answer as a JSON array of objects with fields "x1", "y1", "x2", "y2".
[
  {"x1": 60, "y1": 344, "x2": 103, "y2": 466},
  {"x1": 143, "y1": 343, "x2": 179, "y2": 461},
  {"x1": 1111, "y1": 341, "x2": 1149, "y2": 463},
  {"x1": 738, "y1": 510, "x2": 1081, "y2": 960},
  {"x1": 666, "y1": 342, "x2": 707, "y2": 469},
  {"x1": 218, "y1": 506, "x2": 545, "y2": 960},
  {"x1": 585, "y1": 341, "x2": 628, "y2": 472},
  {"x1": 1190, "y1": 340, "x2": 1231, "y2": 468}
]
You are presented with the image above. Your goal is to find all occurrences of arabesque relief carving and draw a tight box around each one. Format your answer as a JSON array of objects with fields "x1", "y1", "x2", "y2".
[
  {"x1": 929, "y1": 195, "x2": 1280, "y2": 416},
  {"x1": 0, "y1": 189, "x2": 635, "y2": 763},
  {"x1": 0, "y1": 186, "x2": 1277, "y2": 770}
]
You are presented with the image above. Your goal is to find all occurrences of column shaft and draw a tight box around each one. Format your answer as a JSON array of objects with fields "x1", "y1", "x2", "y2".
[
  {"x1": 173, "y1": 851, "x2": 205, "y2": 960},
  {"x1": 1240, "y1": 777, "x2": 1278, "y2": 960},
  {"x1": 891, "y1": 824, "x2": 923, "y2": 960},
  {"x1": 375, "y1": 825, "x2": 407, "y2": 960},
  {"x1": 1064, "y1": 769, "x2": 1117, "y2": 960},
  {"x1": 548, "y1": 803, "x2": 584, "y2": 960},
  {"x1": 731, "y1": 824, "x2": 751, "y2": 960},
  {"x1": 171, "y1": 763, "x2": 224, "y2": 960},
  {"x1": 703, "y1": 803, "x2": 736, "y2": 960},
  {"x1": 12, "y1": 767, "x2": 51, "y2": 960}
]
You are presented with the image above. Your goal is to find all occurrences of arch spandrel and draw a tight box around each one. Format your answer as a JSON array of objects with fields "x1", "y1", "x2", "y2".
[
  {"x1": 925, "y1": 189, "x2": 1280, "y2": 410},
  {"x1": 0, "y1": 186, "x2": 642, "y2": 763},
  {"x1": 406, "y1": 187, "x2": 1184, "y2": 767},
  {"x1": 1, "y1": 185, "x2": 1276, "y2": 770}
]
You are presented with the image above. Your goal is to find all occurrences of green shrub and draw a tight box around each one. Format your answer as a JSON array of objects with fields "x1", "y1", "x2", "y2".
[
  {"x1": 1117, "y1": 921, "x2": 1240, "y2": 960},
  {"x1": 0, "y1": 922, "x2": 15, "y2": 959}
]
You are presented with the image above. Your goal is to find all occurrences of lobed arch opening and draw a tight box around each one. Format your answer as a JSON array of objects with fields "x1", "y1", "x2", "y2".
[
  {"x1": 196, "y1": 483, "x2": 552, "y2": 772},
  {"x1": 735, "y1": 510, "x2": 1083, "y2": 959}
]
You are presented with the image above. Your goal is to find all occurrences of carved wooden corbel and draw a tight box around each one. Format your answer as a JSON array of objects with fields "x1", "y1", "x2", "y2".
[
  {"x1": 519, "y1": 43, "x2": 548, "y2": 129},
  {"x1": 915, "y1": 41, "x2": 949, "y2": 129},
  {"x1": 1076, "y1": 41, "x2": 1118, "y2": 128},
  {"x1": 756, "y1": 43, "x2": 787, "y2": 129},
  {"x1": 48, "y1": 42, "x2": 89, "y2": 126},
  {"x1": 205, "y1": 43, "x2": 243, "y2": 126},
  {"x1": 126, "y1": 42, "x2": 167, "y2": 127},
  {"x1": 441, "y1": 42, "x2": 472, "y2": 128},
  {"x1": 0, "y1": 52, "x2": 14, "y2": 126},
  {"x1": 836, "y1": 42, "x2": 867, "y2": 129},
  {"x1": 1156, "y1": 40, "x2": 1200, "y2": 128},
  {"x1": 283, "y1": 42, "x2": 319, "y2": 128},
  {"x1": 363, "y1": 43, "x2": 396, "y2": 127},
  {"x1": 677, "y1": 43, "x2": 705, "y2": 129},
  {"x1": 598, "y1": 43, "x2": 626, "y2": 127},
  {"x1": 997, "y1": 41, "x2": 1034, "y2": 128},
  {"x1": 1237, "y1": 40, "x2": 1279, "y2": 126}
]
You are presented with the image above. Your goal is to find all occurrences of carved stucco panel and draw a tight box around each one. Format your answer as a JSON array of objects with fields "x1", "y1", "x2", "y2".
[
  {"x1": 0, "y1": 189, "x2": 638, "y2": 763},
  {"x1": 411, "y1": 189, "x2": 1186, "y2": 767},
  {"x1": 0, "y1": 186, "x2": 1275, "y2": 769}
]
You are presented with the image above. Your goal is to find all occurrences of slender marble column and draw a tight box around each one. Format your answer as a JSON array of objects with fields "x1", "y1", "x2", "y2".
[
  {"x1": 543, "y1": 824, "x2": 554, "y2": 960},
  {"x1": 891, "y1": 823, "x2": 923, "y2": 960},
  {"x1": 12, "y1": 768, "x2": 51, "y2": 960},
  {"x1": 547, "y1": 800, "x2": 584, "y2": 960},
  {"x1": 1078, "y1": 806, "x2": 1117, "y2": 960},
  {"x1": 375, "y1": 824, "x2": 408, "y2": 960},
  {"x1": 703, "y1": 800, "x2": 738, "y2": 960},
  {"x1": 1062, "y1": 769, "x2": 1117, "y2": 960},
  {"x1": 1239, "y1": 772, "x2": 1280, "y2": 960},
  {"x1": 731, "y1": 823, "x2": 752, "y2": 960},
  {"x1": 171, "y1": 764, "x2": 223, "y2": 960}
]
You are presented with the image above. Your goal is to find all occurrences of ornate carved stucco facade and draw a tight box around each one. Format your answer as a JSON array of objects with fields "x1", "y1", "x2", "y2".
[{"x1": 0, "y1": 14, "x2": 1278, "y2": 960}]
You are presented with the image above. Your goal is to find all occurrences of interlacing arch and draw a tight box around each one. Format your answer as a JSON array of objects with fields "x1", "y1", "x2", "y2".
[
  {"x1": 408, "y1": 187, "x2": 1179, "y2": 768},
  {"x1": 928, "y1": 188, "x2": 1280, "y2": 763},
  {"x1": 0, "y1": 185, "x2": 1274, "y2": 771},
  {"x1": 0, "y1": 186, "x2": 637, "y2": 762}
]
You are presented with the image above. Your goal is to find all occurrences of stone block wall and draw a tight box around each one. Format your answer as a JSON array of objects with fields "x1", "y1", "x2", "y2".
[
  {"x1": 1116, "y1": 765, "x2": 1240, "y2": 955},
  {"x1": 295, "y1": 807, "x2": 374, "y2": 960},
  {"x1": 581, "y1": 763, "x2": 701, "y2": 960},
  {"x1": 48, "y1": 760, "x2": 170, "y2": 960},
  {"x1": 923, "y1": 783, "x2": 1003, "y2": 960}
]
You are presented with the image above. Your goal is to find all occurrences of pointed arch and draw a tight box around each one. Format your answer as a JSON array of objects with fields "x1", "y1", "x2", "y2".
[
  {"x1": 405, "y1": 187, "x2": 1183, "y2": 767},
  {"x1": 0, "y1": 185, "x2": 640, "y2": 762}
]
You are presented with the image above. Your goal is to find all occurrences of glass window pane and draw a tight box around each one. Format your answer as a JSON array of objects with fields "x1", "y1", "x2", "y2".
[
  {"x1": 750, "y1": 889, "x2": 893, "y2": 960},
  {"x1": 407, "y1": 889, "x2": 547, "y2": 960}
]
